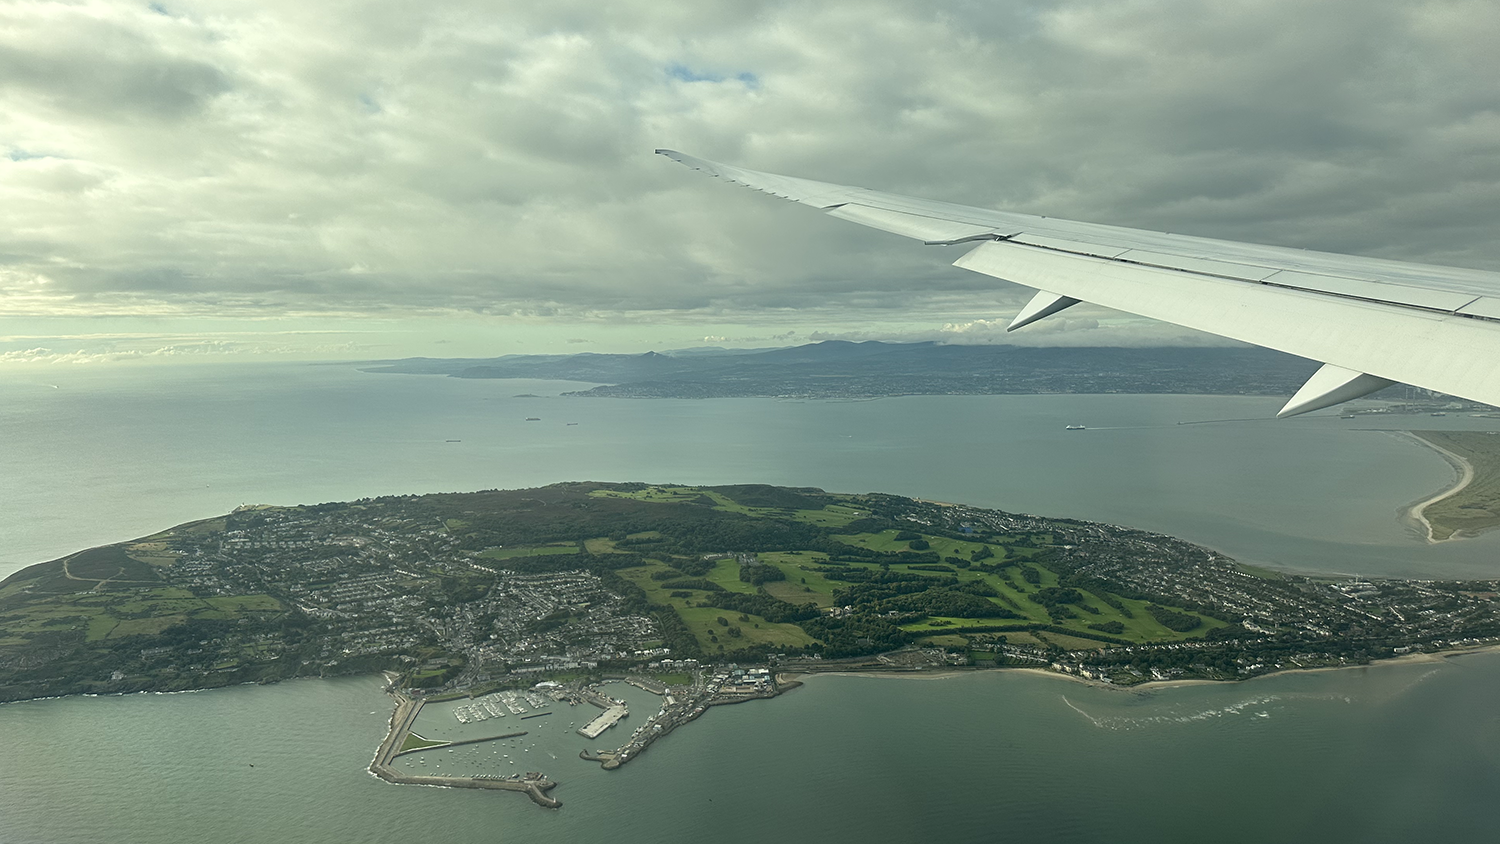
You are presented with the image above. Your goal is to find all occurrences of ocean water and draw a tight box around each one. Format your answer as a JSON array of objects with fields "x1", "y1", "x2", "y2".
[
  {"x1": 3, "y1": 657, "x2": 1500, "y2": 844},
  {"x1": 6, "y1": 360, "x2": 1500, "y2": 843},
  {"x1": 3, "y1": 361, "x2": 1498, "y2": 579}
]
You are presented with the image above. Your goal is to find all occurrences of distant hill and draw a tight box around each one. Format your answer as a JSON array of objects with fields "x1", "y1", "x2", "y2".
[{"x1": 362, "y1": 341, "x2": 1322, "y2": 399}]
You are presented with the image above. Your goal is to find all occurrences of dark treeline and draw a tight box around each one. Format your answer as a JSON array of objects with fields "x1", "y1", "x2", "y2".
[
  {"x1": 702, "y1": 592, "x2": 820, "y2": 624},
  {"x1": 883, "y1": 588, "x2": 1020, "y2": 619},
  {"x1": 800, "y1": 615, "x2": 910, "y2": 658},
  {"x1": 1146, "y1": 604, "x2": 1203, "y2": 632}
]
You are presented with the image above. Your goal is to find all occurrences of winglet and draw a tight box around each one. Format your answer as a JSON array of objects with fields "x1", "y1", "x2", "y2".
[
  {"x1": 1008, "y1": 290, "x2": 1082, "y2": 331},
  {"x1": 1277, "y1": 364, "x2": 1395, "y2": 418}
]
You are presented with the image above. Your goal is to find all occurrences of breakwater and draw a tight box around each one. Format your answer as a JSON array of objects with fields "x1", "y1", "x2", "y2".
[
  {"x1": 391, "y1": 730, "x2": 529, "y2": 758},
  {"x1": 370, "y1": 691, "x2": 560, "y2": 808}
]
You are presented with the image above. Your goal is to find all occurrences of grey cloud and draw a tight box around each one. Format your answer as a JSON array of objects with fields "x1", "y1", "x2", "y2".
[
  {"x1": 1, "y1": 0, "x2": 1497, "y2": 340},
  {"x1": 0, "y1": 10, "x2": 229, "y2": 122}
]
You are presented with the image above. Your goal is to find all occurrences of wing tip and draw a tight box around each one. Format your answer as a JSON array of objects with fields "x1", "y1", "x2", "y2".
[{"x1": 657, "y1": 149, "x2": 733, "y2": 182}]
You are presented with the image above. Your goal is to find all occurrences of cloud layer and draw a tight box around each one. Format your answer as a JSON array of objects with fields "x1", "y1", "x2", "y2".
[{"x1": 3, "y1": 0, "x2": 1498, "y2": 341}]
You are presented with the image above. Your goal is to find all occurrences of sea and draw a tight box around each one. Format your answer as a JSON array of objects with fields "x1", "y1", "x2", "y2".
[{"x1": 3, "y1": 361, "x2": 1500, "y2": 843}]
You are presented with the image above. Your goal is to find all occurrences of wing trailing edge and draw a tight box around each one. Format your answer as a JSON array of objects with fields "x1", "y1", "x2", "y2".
[{"x1": 658, "y1": 150, "x2": 1500, "y2": 414}]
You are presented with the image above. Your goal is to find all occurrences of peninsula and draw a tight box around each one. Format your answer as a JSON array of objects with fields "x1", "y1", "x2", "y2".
[
  {"x1": 1408, "y1": 430, "x2": 1500, "y2": 541},
  {"x1": 362, "y1": 341, "x2": 1324, "y2": 399},
  {"x1": 6, "y1": 481, "x2": 1500, "y2": 805}
]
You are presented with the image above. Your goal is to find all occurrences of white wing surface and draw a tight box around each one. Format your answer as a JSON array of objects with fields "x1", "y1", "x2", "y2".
[{"x1": 658, "y1": 149, "x2": 1500, "y2": 416}]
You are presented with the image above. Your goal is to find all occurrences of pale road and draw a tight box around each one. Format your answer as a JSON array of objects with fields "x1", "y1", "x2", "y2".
[{"x1": 1403, "y1": 433, "x2": 1475, "y2": 543}]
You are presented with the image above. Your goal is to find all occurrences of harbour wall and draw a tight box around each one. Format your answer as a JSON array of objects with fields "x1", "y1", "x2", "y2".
[{"x1": 370, "y1": 691, "x2": 560, "y2": 808}]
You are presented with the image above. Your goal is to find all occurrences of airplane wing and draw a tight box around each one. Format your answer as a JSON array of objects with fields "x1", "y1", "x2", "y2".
[{"x1": 657, "y1": 149, "x2": 1500, "y2": 416}]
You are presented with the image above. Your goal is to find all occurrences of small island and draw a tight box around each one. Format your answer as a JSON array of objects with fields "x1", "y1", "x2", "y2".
[{"x1": 6, "y1": 480, "x2": 1500, "y2": 807}]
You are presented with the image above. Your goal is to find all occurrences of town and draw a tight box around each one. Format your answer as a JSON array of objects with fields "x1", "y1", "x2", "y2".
[{"x1": 5, "y1": 481, "x2": 1500, "y2": 772}]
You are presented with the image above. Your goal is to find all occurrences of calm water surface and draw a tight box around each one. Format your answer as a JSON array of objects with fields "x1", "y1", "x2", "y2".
[
  {"x1": 4, "y1": 361, "x2": 1498, "y2": 578},
  {"x1": 3, "y1": 657, "x2": 1500, "y2": 844},
  {"x1": 5, "y1": 361, "x2": 1500, "y2": 842}
]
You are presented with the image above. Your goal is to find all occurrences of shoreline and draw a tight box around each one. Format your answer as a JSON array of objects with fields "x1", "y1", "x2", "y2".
[
  {"x1": 1399, "y1": 432, "x2": 1476, "y2": 543},
  {"x1": 786, "y1": 642, "x2": 1500, "y2": 692}
]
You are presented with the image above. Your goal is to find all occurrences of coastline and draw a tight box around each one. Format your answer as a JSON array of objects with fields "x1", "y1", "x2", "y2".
[
  {"x1": 1400, "y1": 432, "x2": 1475, "y2": 543},
  {"x1": 788, "y1": 642, "x2": 1500, "y2": 692}
]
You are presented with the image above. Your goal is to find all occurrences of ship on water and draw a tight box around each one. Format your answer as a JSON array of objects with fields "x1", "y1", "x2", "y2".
[{"x1": 1064, "y1": 425, "x2": 1085, "y2": 431}]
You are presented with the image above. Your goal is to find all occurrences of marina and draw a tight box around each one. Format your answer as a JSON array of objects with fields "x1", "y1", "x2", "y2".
[
  {"x1": 452, "y1": 691, "x2": 546, "y2": 724},
  {"x1": 369, "y1": 688, "x2": 560, "y2": 808}
]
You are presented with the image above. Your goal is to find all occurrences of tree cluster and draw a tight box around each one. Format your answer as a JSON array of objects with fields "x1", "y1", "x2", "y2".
[
  {"x1": 1146, "y1": 604, "x2": 1202, "y2": 632},
  {"x1": 702, "y1": 591, "x2": 820, "y2": 624}
]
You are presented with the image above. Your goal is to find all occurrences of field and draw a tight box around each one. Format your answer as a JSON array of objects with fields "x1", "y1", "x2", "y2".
[
  {"x1": 608, "y1": 488, "x2": 1222, "y2": 657},
  {"x1": 590, "y1": 485, "x2": 864, "y2": 528},
  {"x1": 0, "y1": 585, "x2": 286, "y2": 648},
  {"x1": 478, "y1": 543, "x2": 579, "y2": 560},
  {"x1": 617, "y1": 558, "x2": 817, "y2": 654}
]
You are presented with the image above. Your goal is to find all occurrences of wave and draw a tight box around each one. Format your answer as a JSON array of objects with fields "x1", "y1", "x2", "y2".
[{"x1": 1060, "y1": 691, "x2": 1353, "y2": 730}]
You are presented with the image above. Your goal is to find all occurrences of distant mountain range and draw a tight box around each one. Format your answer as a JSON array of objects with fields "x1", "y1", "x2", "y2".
[{"x1": 361, "y1": 340, "x2": 1324, "y2": 399}]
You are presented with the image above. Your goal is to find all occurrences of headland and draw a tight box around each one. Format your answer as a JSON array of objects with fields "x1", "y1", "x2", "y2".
[{"x1": 8, "y1": 480, "x2": 1500, "y2": 809}]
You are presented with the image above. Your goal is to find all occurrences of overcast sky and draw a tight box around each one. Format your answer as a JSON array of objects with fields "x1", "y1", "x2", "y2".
[{"x1": 2, "y1": 0, "x2": 1498, "y2": 363}]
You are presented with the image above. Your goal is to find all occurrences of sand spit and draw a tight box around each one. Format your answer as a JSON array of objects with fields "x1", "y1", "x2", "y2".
[{"x1": 1401, "y1": 432, "x2": 1476, "y2": 543}]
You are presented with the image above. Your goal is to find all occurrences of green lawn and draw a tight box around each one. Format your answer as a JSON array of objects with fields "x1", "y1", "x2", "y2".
[
  {"x1": 85, "y1": 614, "x2": 118, "y2": 642},
  {"x1": 478, "y1": 543, "x2": 579, "y2": 560},
  {"x1": 1, "y1": 586, "x2": 291, "y2": 646},
  {"x1": 1034, "y1": 631, "x2": 1113, "y2": 651},
  {"x1": 703, "y1": 558, "x2": 757, "y2": 594},
  {"x1": 617, "y1": 562, "x2": 697, "y2": 610},
  {"x1": 762, "y1": 579, "x2": 834, "y2": 607},
  {"x1": 204, "y1": 594, "x2": 282, "y2": 612},
  {"x1": 787, "y1": 505, "x2": 864, "y2": 528},
  {"x1": 895, "y1": 563, "x2": 1224, "y2": 645},
  {"x1": 605, "y1": 511, "x2": 1222, "y2": 652},
  {"x1": 830, "y1": 529, "x2": 1008, "y2": 563},
  {"x1": 584, "y1": 537, "x2": 622, "y2": 554},
  {"x1": 589, "y1": 486, "x2": 708, "y2": 505},
  {"x1": 590, "y1": 485, "x2": 866, "y2": 528},
  {"x1": 676, "y1": 606, "x2": 816, "y2": 652},
  {"x1": 758, "y1": 552, "x2": 845, "y2": 604},
  {"x1": 399, "y1": 733, "x2": 449, "y2": 752},
  {"x1": 110, "y1": 616, "x2": 189, "y2": 637},
  {"x1": 619, "y1": 561, "x2": 816, "y2": 652}
]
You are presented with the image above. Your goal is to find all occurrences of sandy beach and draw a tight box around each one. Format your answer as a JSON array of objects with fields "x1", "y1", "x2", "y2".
[
  {"x1": 1400, "y1": 432, "x2": 1475, "y2": 543},
  {"x1": 788, "y1": 642, "x2": 1500, "y2": 692}
]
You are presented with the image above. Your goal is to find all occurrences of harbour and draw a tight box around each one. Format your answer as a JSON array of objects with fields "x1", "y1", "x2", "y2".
[
  {"x1": 9, "y1": 661, "x2": 1500, "y2": 843},
  {"x1": 368, "y1": 686, "x2": 561, "y2": 808}
]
